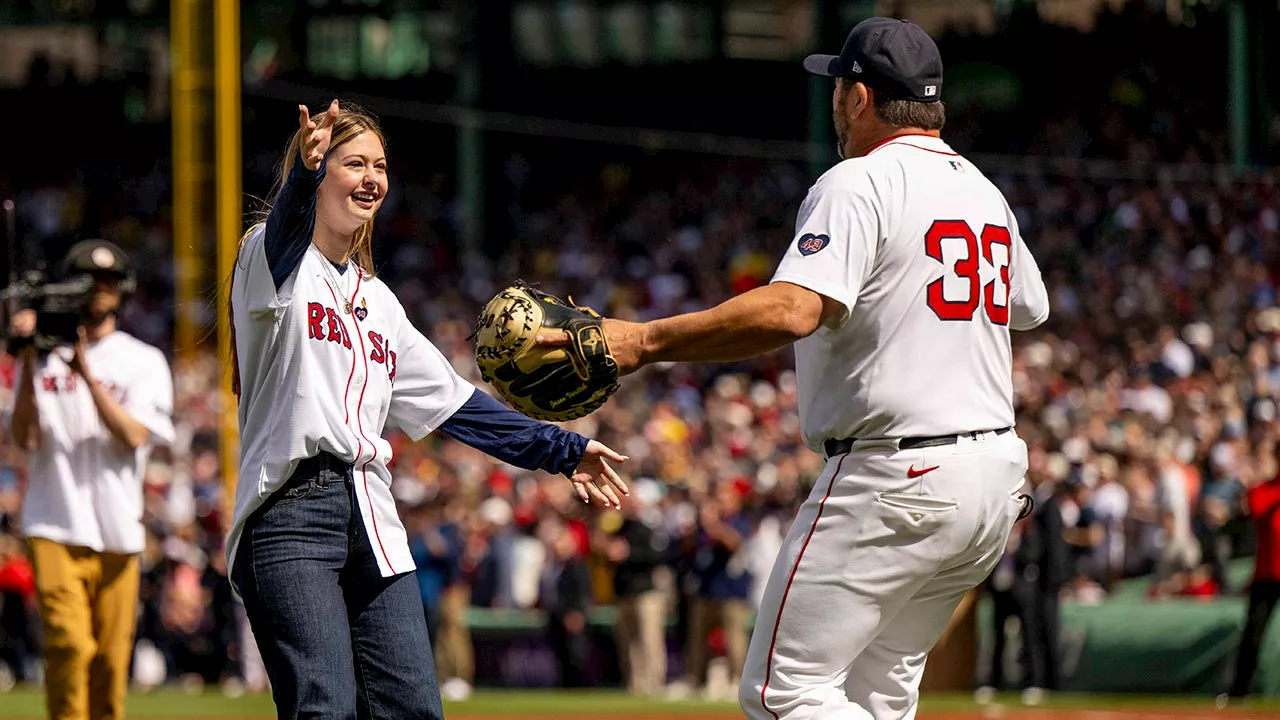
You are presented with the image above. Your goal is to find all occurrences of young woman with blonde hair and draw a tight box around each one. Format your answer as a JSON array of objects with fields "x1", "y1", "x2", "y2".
[{"x1": 228, "y1": 99, "x2": 629, "y2": 719}]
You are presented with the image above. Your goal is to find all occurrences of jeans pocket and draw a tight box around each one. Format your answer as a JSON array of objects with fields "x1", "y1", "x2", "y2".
[
  {"x1": 274, "y1": 479, "x2": 318, "y2": 506},
  {"x1": 875, "y1": 491, "x2": 958, "y2": 532},
  {"x1": 274, "y1": 465, "x2": 346, "y2": 507}
]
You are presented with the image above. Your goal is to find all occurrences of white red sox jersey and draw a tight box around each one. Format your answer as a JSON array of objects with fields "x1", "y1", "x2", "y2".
[
  {"x1": 19, "y1": 332, "x2": 175, "y2": 554},
  {"x1": 770, "y1": 134, "x2": 1050, "y2": 451},
  {"x1": 227, "y1": 226, "x2": 473, "y2": 582}
]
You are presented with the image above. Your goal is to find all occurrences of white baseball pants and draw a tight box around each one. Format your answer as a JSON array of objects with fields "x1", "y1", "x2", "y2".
[{"x1": 739, "y1": 429, "x2": 1029, "y2": 720}]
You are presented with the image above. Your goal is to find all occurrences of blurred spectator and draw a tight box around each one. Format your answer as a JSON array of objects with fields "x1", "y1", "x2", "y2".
[
  {"x1": 0, "y1": 533, "x2": 38, "y2": 687},
  {"x1": 1226, "y1": 466, "x2": 1280, "y2": 699},
  {"x1": 593, "y1": 479, "x2": 670, "y2": 697},
  {"x1": 1198, "y1": 443, "x2": 1248, "y2": 592},
  {"x1": 1151, "y1": 443, "x2": 1202, "y2": 594},
  {"x1": 133, "y1": 530, "x2": 237, "y2": 687},
  {"x1": 406, "y1": 495, "x2": 473, "y2": 700},
  {"x1": 1089, "y1": 455, "x2": 1129, "y2": 590},
  {"x1": 468, "y1": 498, "x2": 517, "y2": 609},
  {"x1": 155, "y1": 562, "x2": 215, "y2": 682},
  {"x1": 537, "y1": 517, "x2": 593, "y2": 688},
  {"x1": 1016, "y1": 459, "x2": 1069, "y2": 702},
  {"x1": 680, "y1": 479, "x2": 754, "y2": 699},
  {"x1": 1060, "y1": 476, "x2": 1105, "y2": 600},
  {"x1": 978, "y1": 513, "x2": 1024, "y2": 699},
  {"x1": 978, "y1": 449, "x2": 1069, "y2": 704},
  {"x1": 407, "y1": 498, "x2": 463, "y2": 652}
]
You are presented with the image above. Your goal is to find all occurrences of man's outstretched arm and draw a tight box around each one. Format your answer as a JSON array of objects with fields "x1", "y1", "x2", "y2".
[{"x1": 538, "y1": 281, "x2": 844, "y2": 375}]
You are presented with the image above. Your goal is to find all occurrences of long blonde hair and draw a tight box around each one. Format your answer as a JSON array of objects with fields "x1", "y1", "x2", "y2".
[
  {"x1": 231, "y1": 101, "x2": 388, "y2": 396},
  {"x1": 239, "y1": 101, "x2": 387, "y2": 272}
]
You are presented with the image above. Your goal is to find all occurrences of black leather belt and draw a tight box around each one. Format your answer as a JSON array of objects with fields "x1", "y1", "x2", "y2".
[
  {"x1": 823, "y1": 427, "x2": 1012, "y2": 459},
  {"x1": 291, "y1": 451, "x2": 353, "y2": 480}
]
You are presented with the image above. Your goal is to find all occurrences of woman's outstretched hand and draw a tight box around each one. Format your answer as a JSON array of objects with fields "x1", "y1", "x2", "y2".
[{"x1": 570, "y1": 440, "x2": 630, "y2": 508}]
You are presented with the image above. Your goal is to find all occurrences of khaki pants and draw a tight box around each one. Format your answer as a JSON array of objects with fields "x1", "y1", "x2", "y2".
[
  {"x1": 614, "y1": 590, "x2": 667, "y2": 696},
  {"x1": 433, "y1": 585, "x2": 473, "y2": 684},
  {"x1": 28, "y1": 538, "x2": 140, "y2": 720},
  {"x1": 685, "y1": 597, "x2": 751, "y2": 687}
]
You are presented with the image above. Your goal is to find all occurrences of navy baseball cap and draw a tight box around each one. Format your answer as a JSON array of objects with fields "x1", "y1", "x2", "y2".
[{"x1": 803, "y1": 18, "x2": 943, "y2": 103}]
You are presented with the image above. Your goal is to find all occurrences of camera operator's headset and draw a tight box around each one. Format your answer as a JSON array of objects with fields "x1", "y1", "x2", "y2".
[{"x1": 58, "y1": 239, "x2": 137, "y2": 296}]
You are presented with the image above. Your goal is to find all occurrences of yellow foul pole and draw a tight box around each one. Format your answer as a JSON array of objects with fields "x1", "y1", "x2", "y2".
[
  {"x1": 214, "y1": 0, "x2": 242, "y2": 523},
  {"x1": 170, "y1": 0, "x2": 201, "y2": 367}
]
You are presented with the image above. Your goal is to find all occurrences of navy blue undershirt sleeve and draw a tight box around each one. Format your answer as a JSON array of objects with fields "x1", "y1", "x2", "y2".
[
  {"x1": 438, "y1": 388, "x2": 589, "y2": 478},
  {"x1": 264, "y1": 152, "x2": 326, "y2": 290}
]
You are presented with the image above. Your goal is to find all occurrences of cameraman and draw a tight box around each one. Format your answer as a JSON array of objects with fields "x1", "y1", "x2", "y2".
[{"x1": 7, "y1": 240, "x2": 174, "y2": 720}]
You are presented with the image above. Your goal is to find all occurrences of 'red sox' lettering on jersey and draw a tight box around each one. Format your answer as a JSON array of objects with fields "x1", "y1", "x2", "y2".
[
  {"x1": 37, "y1": 373, "x2": 128, "y2": 403},
  {"x1": 306, "y1": 302, "x2": 353, "y2": 348},
  {"x1": 304, "y1": 302, "x2": 398, "y2": 380},
  {"x1": 365, "y1": 331, "x2": 397, "y2": 382}
]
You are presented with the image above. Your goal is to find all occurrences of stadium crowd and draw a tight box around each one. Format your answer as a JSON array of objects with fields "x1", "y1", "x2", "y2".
[
  {"x1": 3, "y1": 149, "x2": 1280, "y2": 697},
  {"x1": 1, "y1": 7, "x2": 1279, "y2": 692}
]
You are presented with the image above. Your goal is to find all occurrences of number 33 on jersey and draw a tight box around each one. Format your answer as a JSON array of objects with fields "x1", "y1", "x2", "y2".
[{"x1": 770, "y1": 134, "x2": 1050, "y2": 450}]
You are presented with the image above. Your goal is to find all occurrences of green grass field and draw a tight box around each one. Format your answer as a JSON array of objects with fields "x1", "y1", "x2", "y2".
[{"x1": 0, "y1": 688, "x2": 1278, "y2": 718}]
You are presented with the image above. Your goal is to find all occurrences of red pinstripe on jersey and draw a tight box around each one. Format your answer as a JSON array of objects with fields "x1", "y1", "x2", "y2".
[
  {"x1": 323, "y1": 271, "x2": 394, "y2": 573},
  {"x1": 346, "y1": 272, "x2": 395, "y2": 573}
]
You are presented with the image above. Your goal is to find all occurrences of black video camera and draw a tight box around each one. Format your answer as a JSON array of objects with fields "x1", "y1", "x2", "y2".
[
  {"x1": 1, "y1": 269, "x2": 97, "y2": 351},
  {"x1": 3, "y1": 239, "x2": 136, "y2": 353}
]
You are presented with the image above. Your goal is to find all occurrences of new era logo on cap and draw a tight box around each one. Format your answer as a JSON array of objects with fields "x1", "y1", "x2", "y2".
[{"x1": 850, "y1": 60, "x2": 863, "y2": 73}]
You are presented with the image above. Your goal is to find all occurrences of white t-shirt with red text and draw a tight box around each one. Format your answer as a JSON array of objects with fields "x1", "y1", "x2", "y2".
[{"x1": 20, "y1": 331, "x2": 175, "y2": 554}]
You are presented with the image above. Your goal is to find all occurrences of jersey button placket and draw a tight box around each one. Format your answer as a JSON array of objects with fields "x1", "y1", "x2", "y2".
[{"x1": 348, "y1": 395, "x2": 363, "y2": 442}]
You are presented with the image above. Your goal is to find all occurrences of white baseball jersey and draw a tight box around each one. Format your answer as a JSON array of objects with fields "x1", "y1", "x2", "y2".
[
  {"x1": 770, "y1": 134, "x2": 1049, "y2": 450},
  {"x1": 227, "y1": 226, "x2": 474, "y2": 582},
  {"x1": 18, "y1": 332, "x2": 175, "y2": 554}
]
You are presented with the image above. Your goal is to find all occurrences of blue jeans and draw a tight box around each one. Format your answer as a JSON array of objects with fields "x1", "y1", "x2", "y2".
[{"x1": 232, "y1": 453, "x2": 443, "y2": 720}]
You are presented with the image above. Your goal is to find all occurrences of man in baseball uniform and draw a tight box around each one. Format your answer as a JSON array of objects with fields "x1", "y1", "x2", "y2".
[
  {"x1": 8, "y1": 240, "x2": 175, "y2": 720},
  {"x1": 545, "y1": 17, "x2": 1050, "y2": 719}
]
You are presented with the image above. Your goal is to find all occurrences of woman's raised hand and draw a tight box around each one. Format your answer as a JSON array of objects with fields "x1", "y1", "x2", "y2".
[{"x1": 297, "y1": 99, "x2": 340, "y2": 171}]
